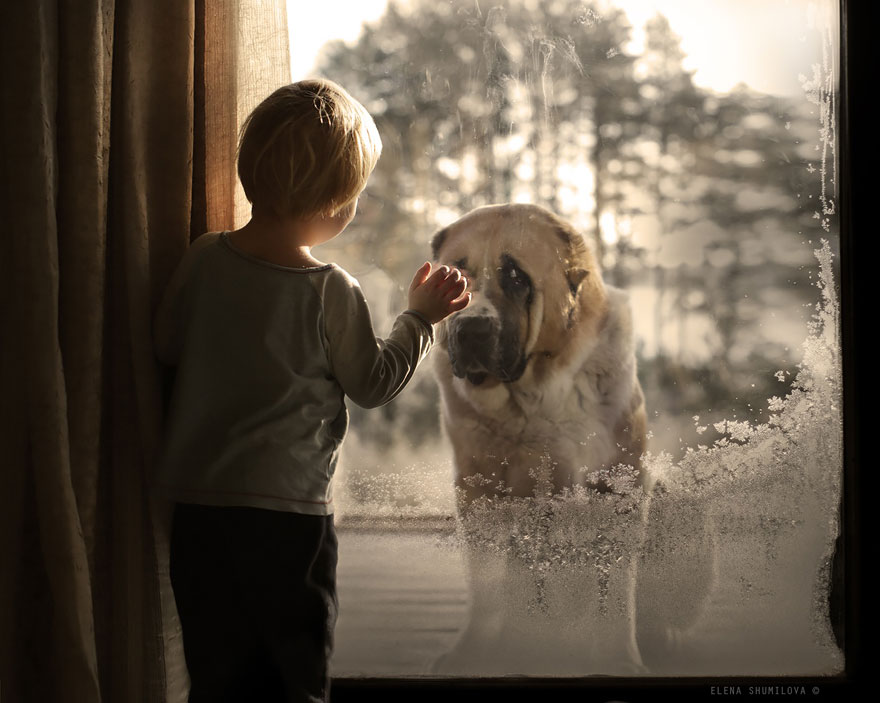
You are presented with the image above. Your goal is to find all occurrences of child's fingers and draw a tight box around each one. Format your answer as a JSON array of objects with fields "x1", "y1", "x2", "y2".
[
  {"x1": 437, "y1": 271, "x2": 462, "y2": 295},
  {"x1": 441, "y1": 274, "x2": 468, "y2": 299},
  {"x1": 447, "y1": 292, "x2": 472, "y2": 313},
  {"x1": 409, "y1": 262, "x2": 433, "y2": 292},
  {"x1": 426, "y1": 265, "x2": 451, "y2": 286},
  {"x1": 435, "y1": 267, "x2": 464, "y2": 293}
]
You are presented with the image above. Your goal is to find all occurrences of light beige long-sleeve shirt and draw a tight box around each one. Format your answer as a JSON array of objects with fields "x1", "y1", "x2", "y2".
[{"x1": 154, "y1": 232, "x2": 433, "y2": 515}]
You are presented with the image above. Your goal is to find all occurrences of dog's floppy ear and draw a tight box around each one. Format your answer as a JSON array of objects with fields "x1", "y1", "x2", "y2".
[
  {"x1": 430, "y1": 226, "x2": 450, "y2": 258},
  {"x1": 567, "y1": 267, "x2": 589, "y2": 297},
  {"x1": 552, "y1": 218, "x2": 593, "y2": 297}
]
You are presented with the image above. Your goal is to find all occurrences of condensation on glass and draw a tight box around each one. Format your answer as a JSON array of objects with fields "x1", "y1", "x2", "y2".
[{"x1": 285, "y1": 0, "x2": 844, "y2": 677}]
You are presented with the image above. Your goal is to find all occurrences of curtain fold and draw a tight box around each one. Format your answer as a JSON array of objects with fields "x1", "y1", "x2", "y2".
[
  {"x1": 202, "y1": 0, "x2": 291, "y2": 232},
  {"x1": 0, "y1": 1, "x2": 289, "y2": 701},
  {"x1": 1, "y1": 2, "x2": 105, "y2": 700}
]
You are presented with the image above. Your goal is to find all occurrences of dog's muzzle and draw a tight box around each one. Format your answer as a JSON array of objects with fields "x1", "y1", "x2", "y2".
[
  {"x1": 448, "y1": 315, "x2": 497, "y2": 385},
  {"x1": 447, "y1": 315, "x2": 527, "y2": 385}
]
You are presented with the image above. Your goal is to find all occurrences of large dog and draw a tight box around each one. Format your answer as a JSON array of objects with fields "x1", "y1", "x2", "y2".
[
  {"x1": 430, "y1": 203, "x2": 648, "y2": 674},
  {"x1": 432, "y1": 203, "x2": 646, "y2": 501}
]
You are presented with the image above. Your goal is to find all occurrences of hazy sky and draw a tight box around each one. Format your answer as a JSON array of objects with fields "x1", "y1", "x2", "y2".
[{"x1": 287, "y1": 0, "x2": 832, "y2": 96}]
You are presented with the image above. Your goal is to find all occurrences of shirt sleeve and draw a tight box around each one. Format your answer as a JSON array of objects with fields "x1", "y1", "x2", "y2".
[
  {"x1": 154, "y1": 232, "x2": 221, "y2": 365},
  {"x1": 319, "y1": 268, "x2": 434, "y2": 409}
]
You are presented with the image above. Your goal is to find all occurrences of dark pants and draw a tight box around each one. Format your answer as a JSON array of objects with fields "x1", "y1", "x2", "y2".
[{"x1": 169, "y1": 503, "x2": 338, "y2": 703}]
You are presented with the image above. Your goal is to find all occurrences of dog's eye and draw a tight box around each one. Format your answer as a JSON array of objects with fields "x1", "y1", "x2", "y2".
[
  {"x1": 453, "y1": 258, "x2": 469, "y2": 273},
  {"x1": 499, "y1": 254, "x2": 532, "y2": 299}
]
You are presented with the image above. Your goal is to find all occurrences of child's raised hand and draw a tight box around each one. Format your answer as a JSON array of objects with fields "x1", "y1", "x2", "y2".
[{"x1": 408, "y1": 262, "x2": 471, "y2": 324}]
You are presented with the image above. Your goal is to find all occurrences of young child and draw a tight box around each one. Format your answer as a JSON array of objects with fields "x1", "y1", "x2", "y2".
[{"x1": 154, "y1": 78, "x2": 470, "y2": 702}]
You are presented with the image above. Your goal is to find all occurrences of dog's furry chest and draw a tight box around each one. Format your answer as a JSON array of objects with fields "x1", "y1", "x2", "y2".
[{"x1": 450, "y1": 366, "x2": 622, "y2": 477}]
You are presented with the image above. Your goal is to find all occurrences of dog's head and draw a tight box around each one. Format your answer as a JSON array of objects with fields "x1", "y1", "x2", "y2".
[{"x1": 431, "y1": 203, "x2": 608, "y2": 388}]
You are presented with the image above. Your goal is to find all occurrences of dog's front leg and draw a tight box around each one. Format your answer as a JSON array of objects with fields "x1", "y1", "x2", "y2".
[{"x1": 430, "y1": 542, "x2": 511, "y2": 675}]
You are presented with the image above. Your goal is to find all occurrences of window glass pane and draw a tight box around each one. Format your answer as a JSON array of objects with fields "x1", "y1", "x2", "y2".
[{"x1": 288, "y1": 0, "x2": 842, "y2": 677}]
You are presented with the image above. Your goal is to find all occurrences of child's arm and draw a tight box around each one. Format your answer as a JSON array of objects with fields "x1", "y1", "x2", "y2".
[
  {"x1": 321, "y1": 264, "x2": 468, "y2": 408},
  {"x1": 154, "y1": 232, "x2": 220, "y2": 364}
]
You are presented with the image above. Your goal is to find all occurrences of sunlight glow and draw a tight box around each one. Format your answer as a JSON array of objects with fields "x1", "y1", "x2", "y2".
[
  {"x1": 288, "y1": 0, "x2": 389, "y2": 79},
  {"x1": 618, "y1": 0, "x2": 821, "y2": 96},
  {"x1": 289, "y1": 0, "x2": 823, "y2": 96},
  {"x1": 600, "y1": 211, "x2": 619, "y2": 246}
]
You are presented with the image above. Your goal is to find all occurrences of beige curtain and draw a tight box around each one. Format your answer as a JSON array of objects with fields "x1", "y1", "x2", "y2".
[
  {"x1": 0, "y1": 1, "x2": 289, "y2": 701},
  {"x1": 196, "y1": 1, "x2": 292, "y2": 235}
]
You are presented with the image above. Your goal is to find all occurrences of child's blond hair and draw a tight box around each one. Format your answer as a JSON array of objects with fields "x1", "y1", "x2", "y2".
[{"x1": 237, "y1": 78, "x2": 382, "y2": 220}]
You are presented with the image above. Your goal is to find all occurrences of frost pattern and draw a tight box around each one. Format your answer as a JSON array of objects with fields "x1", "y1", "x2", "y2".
[{"x1": 799, "y1": 2, "x2": 838, "y2": 231}]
